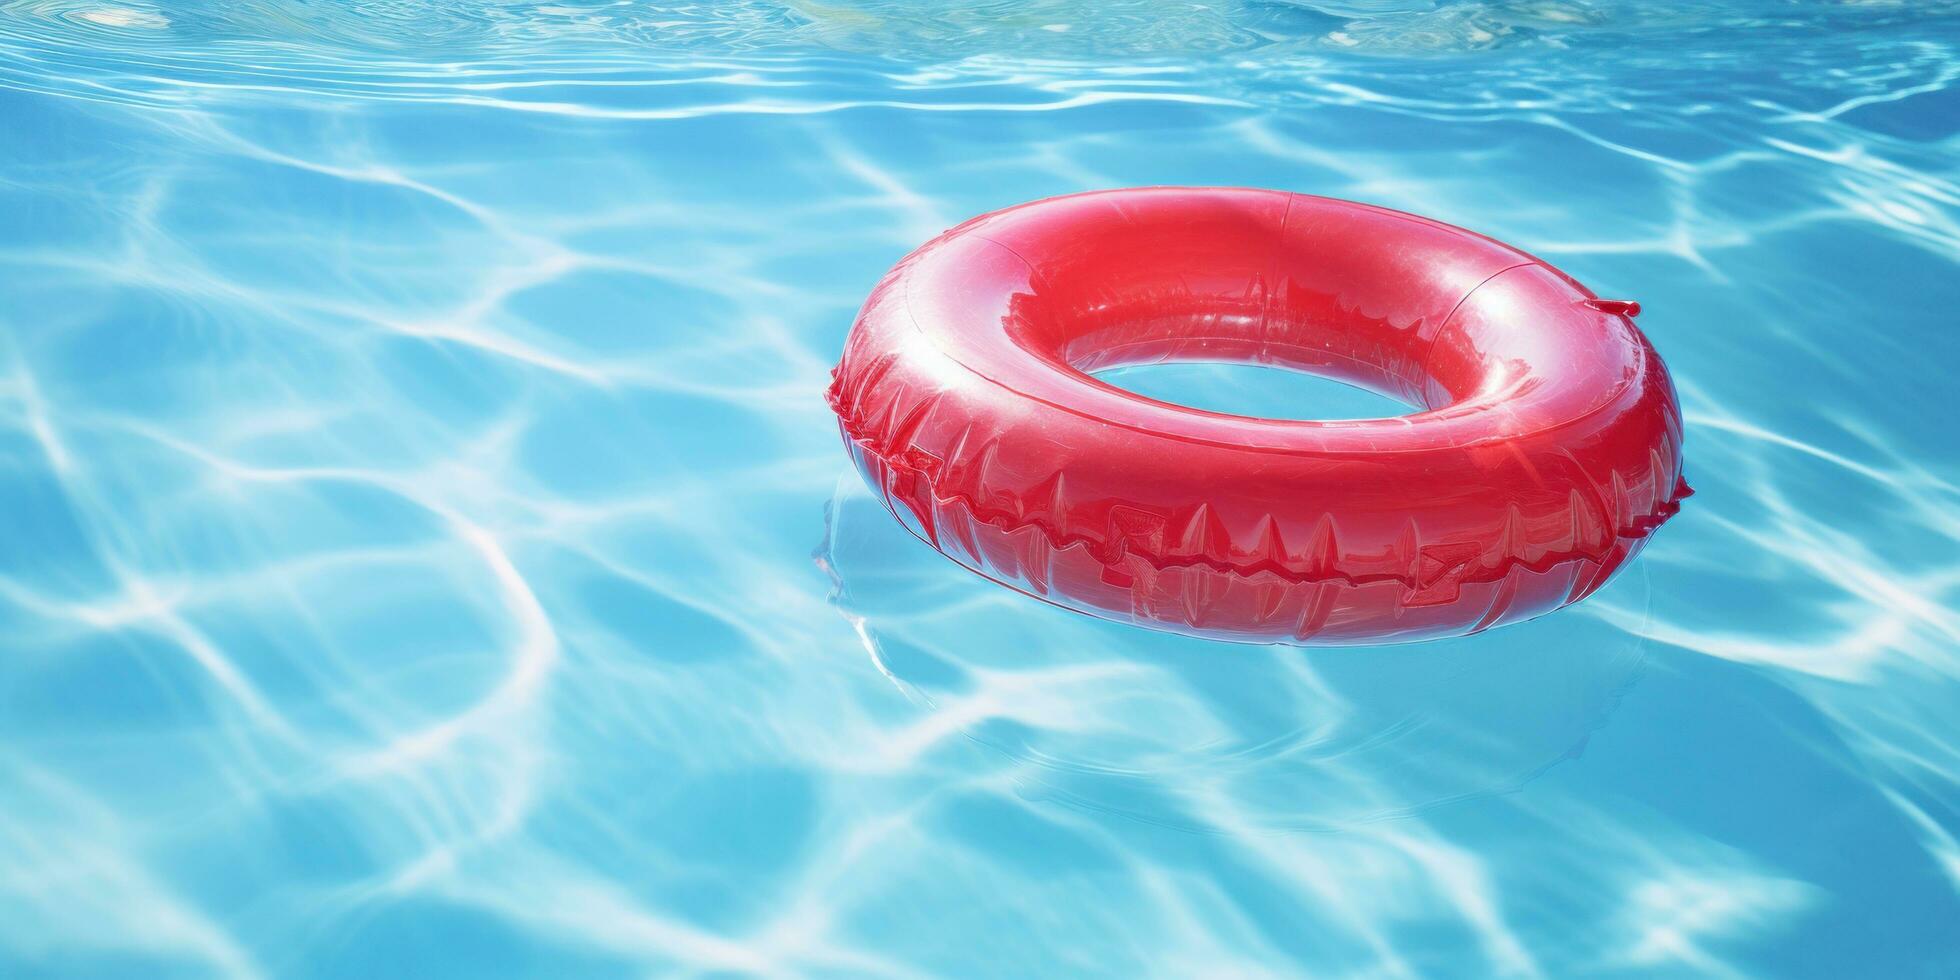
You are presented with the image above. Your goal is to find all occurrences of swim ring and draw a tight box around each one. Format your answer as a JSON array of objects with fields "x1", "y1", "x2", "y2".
[{"x1": 827, "y1": 188, "x2": 1689, "y2": 644}]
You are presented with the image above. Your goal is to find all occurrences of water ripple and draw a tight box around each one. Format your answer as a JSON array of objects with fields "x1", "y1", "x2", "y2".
[{"x1": 3, "y1": 0, "x2": 1960, "y2": 977}]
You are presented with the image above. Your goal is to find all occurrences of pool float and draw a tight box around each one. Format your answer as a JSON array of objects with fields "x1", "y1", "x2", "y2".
[{"x1": 827, "y1": 188, "x2": 1689, "y2": 644}]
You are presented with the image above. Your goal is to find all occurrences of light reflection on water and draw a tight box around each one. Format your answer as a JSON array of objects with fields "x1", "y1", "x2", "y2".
[{"x1": 3, "y1": 1, "x2": 1959, "y2": 977}]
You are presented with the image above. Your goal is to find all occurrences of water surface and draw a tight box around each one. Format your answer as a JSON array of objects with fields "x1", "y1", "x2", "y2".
[{"x1": 3, "y1": 1, "x2": 1959, "y2": 976}]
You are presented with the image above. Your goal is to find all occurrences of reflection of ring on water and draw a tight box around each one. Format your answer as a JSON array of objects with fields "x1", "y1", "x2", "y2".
[{"x1": 820, "y1": 474, "x2": 1651, "y2": 831}]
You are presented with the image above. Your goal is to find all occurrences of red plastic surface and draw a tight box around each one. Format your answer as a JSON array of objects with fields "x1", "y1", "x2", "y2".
[{"x1": 828, "y1": 188, "x2": 1690, "y2": 644}]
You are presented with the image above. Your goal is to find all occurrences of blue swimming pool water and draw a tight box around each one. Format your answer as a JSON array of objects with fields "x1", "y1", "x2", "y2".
[{"x1": 3, "y1": 2, "x2": 1958, "y2": 976}]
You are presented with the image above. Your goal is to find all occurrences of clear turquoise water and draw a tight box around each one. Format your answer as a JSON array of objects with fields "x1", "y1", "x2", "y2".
[{"x1": 4, "y1": 2, "x2": 1959, "y2": 976}]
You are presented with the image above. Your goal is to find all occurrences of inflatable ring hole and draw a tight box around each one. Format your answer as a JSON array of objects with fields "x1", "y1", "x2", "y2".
[
  {"x1": 1091, "y1": 360, "x2": 1417, "y2": 421},
  {"x1": 979, "y1": 189, "x2": 1612, "y2": 421}
]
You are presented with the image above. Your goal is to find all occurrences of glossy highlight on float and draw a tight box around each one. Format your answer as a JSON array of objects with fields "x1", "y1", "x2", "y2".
[{"x1": 827, "y1": 188, "x2": 1690, "y2": 645}]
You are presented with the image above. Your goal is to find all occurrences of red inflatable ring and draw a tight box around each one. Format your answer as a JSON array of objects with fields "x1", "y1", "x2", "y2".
[{"x1": 828, "y1": 188, "x2": 1689, "y2": 644}]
